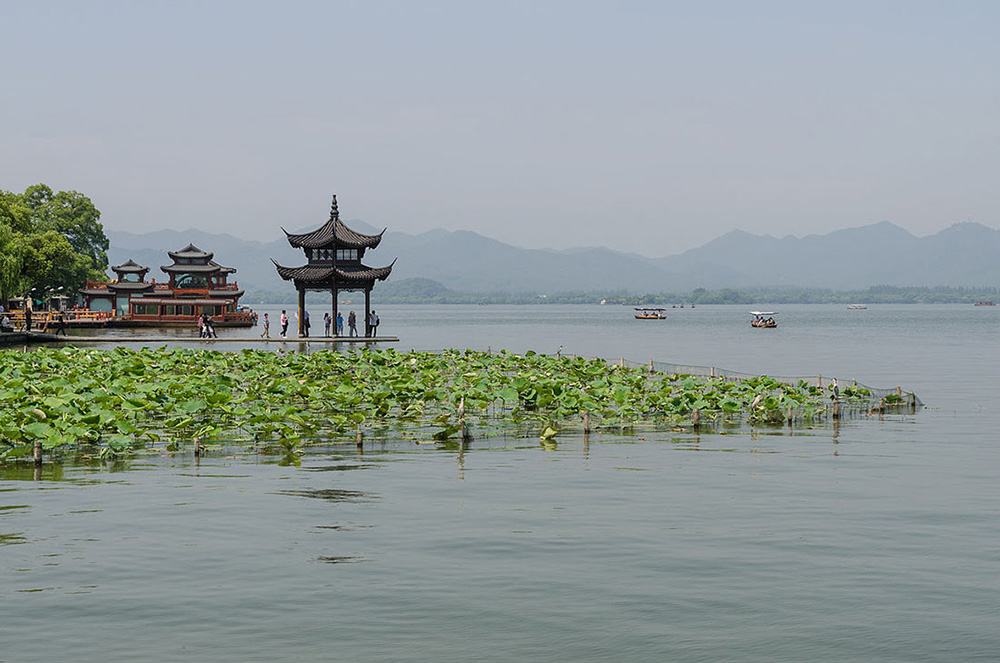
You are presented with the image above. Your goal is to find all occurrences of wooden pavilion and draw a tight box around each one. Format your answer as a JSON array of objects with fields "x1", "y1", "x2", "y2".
[{"x1": 272, "y1": 195, "x2": 395, "y2": 337}]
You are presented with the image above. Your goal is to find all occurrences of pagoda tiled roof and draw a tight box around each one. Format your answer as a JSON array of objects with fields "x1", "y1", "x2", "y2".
[
  {"x1": 282, "y1": 195, "x2": 385, "y2": 250},
  {"x1": 160, "y1": 260, "x2": 235, "y2": 274},
  {"x1": 112, "y1": 259, "x2": 149, "y2": 274},
  {"x1": 271, "y1": 259, "x2": 395, "y2": 285},
  {"x1": 168, "y1": 244, "x2": 214, "y2": 261}
]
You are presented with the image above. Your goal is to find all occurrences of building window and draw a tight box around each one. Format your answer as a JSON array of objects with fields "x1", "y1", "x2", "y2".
[
  {"x1": 133, "y1": 304, "x2": 160, "y2": 315},
  {"x1": 336, "y1": 249, "x2": 358, "y2": 261}
]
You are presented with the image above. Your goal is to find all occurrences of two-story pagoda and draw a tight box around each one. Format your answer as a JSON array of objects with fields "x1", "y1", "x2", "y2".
[{"x1": 273, "y1": 195, "x2": 394, "y2": 336}]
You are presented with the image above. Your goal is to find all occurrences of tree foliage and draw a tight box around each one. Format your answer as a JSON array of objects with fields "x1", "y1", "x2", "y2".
[{"x1": 0, "y1": 184, "x2": 109, "y2": 303}]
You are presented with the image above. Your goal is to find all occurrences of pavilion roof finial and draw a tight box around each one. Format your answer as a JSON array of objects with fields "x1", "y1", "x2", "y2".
[{"x1": 330, "y1": 194, "x2": 339, "y2": 221}]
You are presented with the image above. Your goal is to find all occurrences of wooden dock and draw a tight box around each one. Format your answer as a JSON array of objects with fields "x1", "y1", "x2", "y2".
[{"x1": 2, "y1": 332, "x2": 398, "y2": 346}]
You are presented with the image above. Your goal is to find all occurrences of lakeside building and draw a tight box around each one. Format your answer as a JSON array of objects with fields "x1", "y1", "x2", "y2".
[
  {"x1": 79, "y1": 244, "x2": 254, "y2": 327},
  {"x1": 273, "y1": 195, "x2": 394, "y2": 336}
]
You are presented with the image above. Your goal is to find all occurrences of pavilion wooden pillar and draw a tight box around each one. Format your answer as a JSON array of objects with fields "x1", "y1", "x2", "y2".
[
  {"x1": 332, "y1": 288, "x2": 338, "y2": 338},
  {"x1": 297, "y1": 287, "x2": 306, "y2": 337},
  {"x1": 364, "y1": 288, "x2": 371, "y2": 337}
]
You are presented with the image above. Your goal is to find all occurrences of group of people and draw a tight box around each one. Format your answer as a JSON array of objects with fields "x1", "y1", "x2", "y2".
[
  {"x1": 197, "y1": 314, "x2": 218, "y2": 338},
  {"x1": 257, "y1": 308, "x2": 381, "y2": 338}
]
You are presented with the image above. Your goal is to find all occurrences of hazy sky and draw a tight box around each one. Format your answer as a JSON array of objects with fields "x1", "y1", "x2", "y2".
[{"x1": 3, "y1": 1, "x2": 998, "y2": 256}]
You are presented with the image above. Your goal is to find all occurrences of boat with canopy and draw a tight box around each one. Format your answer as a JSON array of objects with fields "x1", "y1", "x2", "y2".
[{"x1": 750, "y1": 311, "x2": 778, "y2": 328}]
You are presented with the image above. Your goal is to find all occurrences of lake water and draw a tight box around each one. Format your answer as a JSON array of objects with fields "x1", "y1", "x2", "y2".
[{"x1": 3, "y1": 304, "x2": 999, "y2": 662}]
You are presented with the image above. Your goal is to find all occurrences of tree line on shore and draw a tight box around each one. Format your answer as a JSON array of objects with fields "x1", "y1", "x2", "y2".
[{"x1": 243, "y1": 278, "x2": 1000, "y2": 306}]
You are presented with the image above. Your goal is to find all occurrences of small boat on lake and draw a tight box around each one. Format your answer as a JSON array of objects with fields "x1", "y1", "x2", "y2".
[
  {"x1": 750, "y1": 311, "x2": 778, "y2": 328},
  {"x1": 847, "y1": 304, "x2": 867, "y2": 310},
  {"x1": 974, "y1": 301, "x2": 996, "y2": 306},
  {"x1": 634, "y1": 307, "x2": 667, "y2": 320}
]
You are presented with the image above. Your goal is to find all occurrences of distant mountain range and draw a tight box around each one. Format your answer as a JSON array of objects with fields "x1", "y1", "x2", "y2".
[{"x1": 106, "y1": 220, "x2": 1000, "y2": 299}]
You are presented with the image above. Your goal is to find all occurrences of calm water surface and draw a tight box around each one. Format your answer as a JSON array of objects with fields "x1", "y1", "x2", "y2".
[{"x1": 3, "y1": 304, "x2": 999, "y2": 661}]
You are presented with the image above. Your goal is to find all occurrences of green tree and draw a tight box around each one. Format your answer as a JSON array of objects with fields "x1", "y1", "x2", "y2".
[
  {"x1": 12, "y1": 230, "x2": 100, "y2": 299},
  {"x1": 21, "y1": 184, "x2": 109, "y2": 271},
  {"x1": 0, "y1": 221, "x2": 24, "y2": 302}
]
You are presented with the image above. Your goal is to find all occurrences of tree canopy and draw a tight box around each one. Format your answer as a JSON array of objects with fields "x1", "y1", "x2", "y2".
[{"x1": 0, "y1": 184, "x2": 109, "y2": 305}]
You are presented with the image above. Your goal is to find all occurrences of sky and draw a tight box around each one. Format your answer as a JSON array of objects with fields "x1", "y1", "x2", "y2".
[{"x1": 3, "y1": 0, "x2": 999, "y2": 257}]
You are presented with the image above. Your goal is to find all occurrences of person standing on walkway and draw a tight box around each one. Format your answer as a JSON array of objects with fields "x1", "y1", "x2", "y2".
[
  {"x1": 323, "y1": 312, "x2": 331, "y2": 337},
  {"x1": 24, "y1": 305, "x2": 32, "y2": 333},
  {"x1": 302, "y1": 310, "x2": 310, "y2": 337},
  {"x1": 260, "y1": 312, "x2": 270, "y2": 338},
  {"x1": 368, "y1": 310, "x2": 379, "y2": 337},
  {"x1": 280, "y1": 310, "x2": 288, "y2": 337},
  {"x1": 336, "y1": 312, "x2": 343, "y2": 336},
  {"x1": 56, "y1": 312, "x2": 67, "y2": 336},
  {"x1": 348, "y1": 310, "x2": 357, "y2": 337}
]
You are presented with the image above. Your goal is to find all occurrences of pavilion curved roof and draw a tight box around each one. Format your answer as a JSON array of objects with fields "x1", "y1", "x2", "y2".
[
  {"x1": 282, "y1": 195, "x2": 385, "y2": 250},
  {"x1": 168, "y1": 244, "x2": 214, "y2": 261},
  {"x1": 271, "y1": 259, "x2": 395, "y2": 284},
  {"x1": 112, "y1": 259, "x2": 149, "y2": 274}
]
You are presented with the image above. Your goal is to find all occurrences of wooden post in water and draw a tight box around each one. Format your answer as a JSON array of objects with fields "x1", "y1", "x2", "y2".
[
  {"x1": 33, "y1": 439, "x2": 42, "y2": 467},
  {"x1": 356, "y1": 425, "x2": 363, "y2": 448},
  {"x1": 817, "y1": 374, "x2": 822, "y2": 389},
  {"x1": 649, "y1": 359, "x2": 654, "y2": 375},
  {"x1": 620, "y1": 357, "x2": 625, "y2": 368},
  {"x1": 194, "y1": 438, "x2": 201, "y2": 457},
  {"x1": 693, "y1": 408, "x2": 700, "y2": 429},
  {"x1": 787, "y1": 405, "x2": 793, "y2": 425},
  {"x1": 710, "y1": 365, "x2": 715, "y2": 378},
  {"x1": 832, "y1": 399, "x2": 839, "y2": 419},
  {"x1": 583, "y1": 412, "x2": 591, "y2": 433}
]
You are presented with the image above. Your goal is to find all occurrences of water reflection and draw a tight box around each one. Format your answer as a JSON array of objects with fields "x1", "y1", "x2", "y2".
[
  {"x1": 315, "y1": 556, "x2": 365, "y2": 564},
  {"x1": 275, "y1": 488, "x2": 373, "y2": 502}
]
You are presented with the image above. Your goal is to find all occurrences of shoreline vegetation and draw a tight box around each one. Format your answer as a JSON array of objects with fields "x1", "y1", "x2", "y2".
[
  {"x1": 2, "y1": 347, "x2": 915, "y2": 464},
  {"x1": 244, "y1": 280, "x2": 1000, "y2": 306}
]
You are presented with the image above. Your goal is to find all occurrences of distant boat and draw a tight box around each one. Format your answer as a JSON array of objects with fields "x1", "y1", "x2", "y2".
[
  {"x1": 847, "y1": 304, "x2": 867, "y2": 310},
  {"x1": 634, "y1": 307, "x2": 667, "y2": 320},
  {"x1": 974, "y1": 301, "x2": 996, "y2": 306},
  {"x1": 750, "y1": 311, "x2": 778, "y2": 328}
]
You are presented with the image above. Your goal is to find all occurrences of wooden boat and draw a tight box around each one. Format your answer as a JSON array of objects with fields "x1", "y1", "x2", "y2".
[
  {"x1": 974, "y1": 301, "x2": 996, "y2": 306},
  {"x1": 750, "y1": 311, "x2": 778, "y2": 328},
  {"x1": 847, "y1": 304, "x2": 867, "y2": 310},
  {"x1": 634, "y1": 307, "x2": 667, "y2": 320}
]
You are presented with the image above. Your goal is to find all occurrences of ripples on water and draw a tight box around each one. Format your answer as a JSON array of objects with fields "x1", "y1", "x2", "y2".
[{"x1": 4, "y1": 304, "x2": 1000, "y2": 661}]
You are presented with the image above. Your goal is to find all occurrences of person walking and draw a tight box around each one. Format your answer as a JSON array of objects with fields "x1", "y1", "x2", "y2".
[
  {"x1": 323, "y1": 312, "x2": 331, "y2": 337},
  {"x1": 56, "y1": 312, "x2": 67, "y2": 336},
  {"x1": 260, "y1": 312, "x2": 270, "y2": 338},
  {"x1": 302, "y1": 310, "x2": 310, "y2": 337},
  {"x1": 280, "y1": 310, "x2": 288, "y2": 338},
  {"x1": 206, "y1": 315, "x2": 218, "y2": 338},
  {"x1": 336, "y1": 312, "x2": 343, "y2": 336},
  {"x1": 198, "y1": 314, "x2": 206, "y2": 338},
  {"x1": 348, "y1": 310, "x2": 357, "y2": 337}
]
